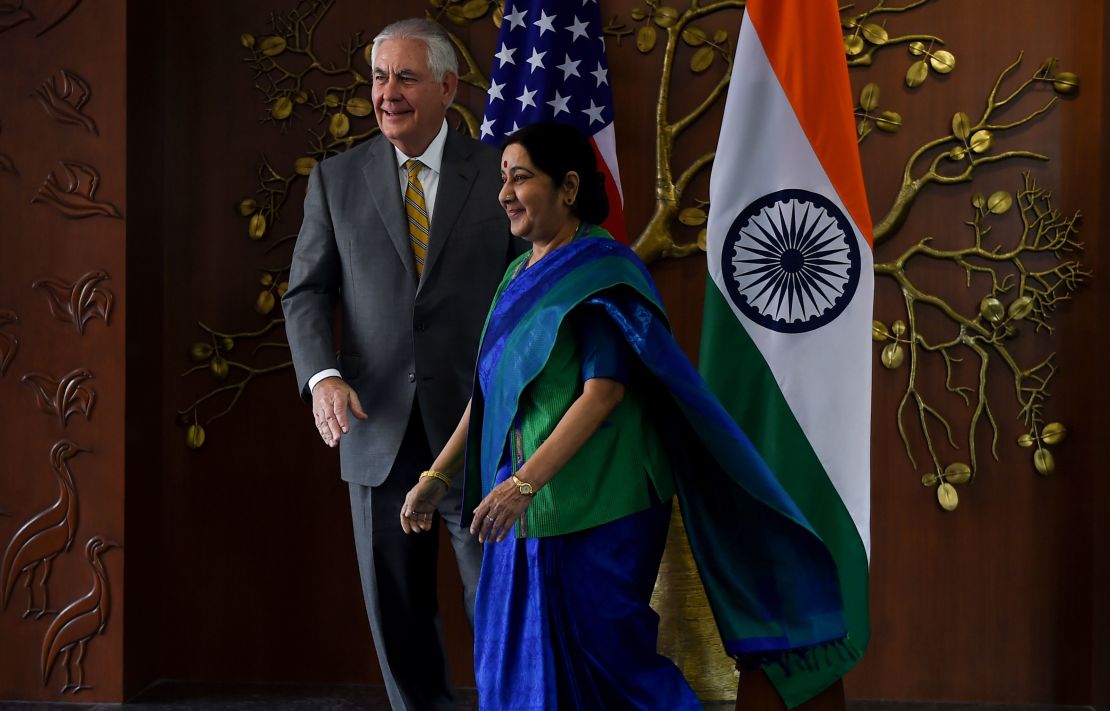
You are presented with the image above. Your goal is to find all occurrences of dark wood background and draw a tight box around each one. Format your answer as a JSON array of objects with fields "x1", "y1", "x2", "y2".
[{"x1": 0, "y1": 0, "x2": 1106, "y2": 705}]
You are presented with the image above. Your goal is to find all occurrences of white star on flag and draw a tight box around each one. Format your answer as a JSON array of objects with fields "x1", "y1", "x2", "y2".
[
  {"x1": 565, "y1": 16, "x2": 589, "y2": 42},
  {"x1": 517, "y1": 86, "x2": 537, "y2": 110},
  {"x1": 582, "y1": 99, "x2": 604, "y2": 124},
  {"x1": 526, "y1": 47, "x2": 547, "y2": 73},
  {"x1": 488, "y1": 78, "x2": 505, "y2": 102},
  {"x1": 547, "y1": 91, "x2": 571, "y2": 116},
  {"x1": 536, "y1": 9, "x2": 556, "y2": 35},
  {"x1": 503, "y1": 6, "x2": 528, "y2": 31},
  {"x1": 494, "y1": 43, "x2": 517, "y2": 67},
  {"x1": 480, "y1": 115, "x2": 496, "y2": 139},
  {"x1": 590, "y1": 62, "x2": 608, "y2": 86},
  {"x1": 556, "y1": 54, "x2": 581, "y2": 80}
]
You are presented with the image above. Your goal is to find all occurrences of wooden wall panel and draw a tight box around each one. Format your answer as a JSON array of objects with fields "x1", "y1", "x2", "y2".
[{"x1": 0, "y1": 1, "x2": 126, "y2": 702}]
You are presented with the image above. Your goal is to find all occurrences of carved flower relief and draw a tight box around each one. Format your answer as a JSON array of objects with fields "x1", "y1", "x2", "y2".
[
  {"x1": 32, "y1": 271, "x2": 113, "y2": 335},
  {"x1": 21, "y1": 368, "x2": 96, "y2": 427},
  {"x1": 0, "y1": 309, "x2": 18, "y2": 376},
  {"x1": 32, "y1": 161, "x2": 121, "y2": 220},
  {"x1": 34, "y1": 69, "x2": 98, "y2": 135}
]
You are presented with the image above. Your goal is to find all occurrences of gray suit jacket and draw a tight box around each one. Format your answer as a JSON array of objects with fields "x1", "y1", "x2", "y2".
[{"x1": 282, "y1": 130, "x2": 519, "y2": 486}]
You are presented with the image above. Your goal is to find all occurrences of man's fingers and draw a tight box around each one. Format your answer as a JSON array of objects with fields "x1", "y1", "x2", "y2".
[{"x1": 349, "y1": 390, "x2": 369, "y2": 420}]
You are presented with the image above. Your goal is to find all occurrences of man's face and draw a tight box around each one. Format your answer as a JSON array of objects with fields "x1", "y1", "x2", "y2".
[{"x1": 372, "y1": 38, "x2": 456, "y2": 156}]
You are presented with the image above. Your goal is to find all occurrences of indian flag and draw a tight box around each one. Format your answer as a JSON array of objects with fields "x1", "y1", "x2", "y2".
[{"x1": 700, "y1": 0, "x2": 873, "y2": 706}]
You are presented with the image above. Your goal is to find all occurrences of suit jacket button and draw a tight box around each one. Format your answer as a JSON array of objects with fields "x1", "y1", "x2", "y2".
[{"x1": 408, "y1": 372, "x2": 416, "y2": 383}]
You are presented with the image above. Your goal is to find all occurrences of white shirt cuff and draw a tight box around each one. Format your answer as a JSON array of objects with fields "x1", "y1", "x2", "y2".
[{"x1": 309, "y1": 368, "x2": 342, "y2": 393}]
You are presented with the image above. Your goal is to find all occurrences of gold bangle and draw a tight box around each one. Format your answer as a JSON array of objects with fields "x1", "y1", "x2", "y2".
[{"x1": 420, "y1": 469, "x2": 452, "y2": 487}]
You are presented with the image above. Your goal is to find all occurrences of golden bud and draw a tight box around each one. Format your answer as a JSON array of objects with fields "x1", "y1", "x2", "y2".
[{"x1": 186, "y1": 423, "x2": 206, "y2": 449}]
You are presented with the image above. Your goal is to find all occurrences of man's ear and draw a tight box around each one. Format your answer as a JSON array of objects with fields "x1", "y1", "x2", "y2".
[{"x1": 442, "y1": 71, "x2": 459, "y2": 106}]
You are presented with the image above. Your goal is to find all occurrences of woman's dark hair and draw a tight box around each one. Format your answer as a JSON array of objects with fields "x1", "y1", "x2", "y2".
[{"x1": 503, "y1": 122, "x2": 609, "y2": 225}]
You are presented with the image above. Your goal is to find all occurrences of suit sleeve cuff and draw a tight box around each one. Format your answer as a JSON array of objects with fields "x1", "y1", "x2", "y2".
[{"x1": 308, "y1": 368, "x2": 342, "y2": 393}]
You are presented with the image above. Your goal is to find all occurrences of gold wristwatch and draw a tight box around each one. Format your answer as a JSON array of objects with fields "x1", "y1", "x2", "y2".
[{"x1": 510, "y1": 474, "x2": 535, "y2": 496}]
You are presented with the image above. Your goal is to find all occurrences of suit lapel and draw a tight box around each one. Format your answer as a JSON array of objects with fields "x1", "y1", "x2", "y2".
[
  {"x1": 421, "y1": 131, "x2": 479, "y2": 290},
  {"x1": 362, "y1": 137, "x2": 417, "y2": 278}
]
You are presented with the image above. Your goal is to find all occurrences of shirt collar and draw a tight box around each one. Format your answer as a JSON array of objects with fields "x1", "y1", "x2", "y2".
[{"x1": 394, "y1": 120, "x2": 448, "y2": 174}]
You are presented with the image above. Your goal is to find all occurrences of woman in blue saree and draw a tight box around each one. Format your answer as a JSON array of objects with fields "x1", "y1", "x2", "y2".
[{"x1": 400, "y1": 122, "x2": 847, "y2": 710}]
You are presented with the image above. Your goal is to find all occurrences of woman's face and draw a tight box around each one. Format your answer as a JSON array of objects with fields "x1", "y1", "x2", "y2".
[{"x1": 498, "y1": 143, "x2": 576, "y2": 242}]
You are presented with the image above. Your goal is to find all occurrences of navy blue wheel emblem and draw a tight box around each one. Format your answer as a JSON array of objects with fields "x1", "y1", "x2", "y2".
[{"x1": 721, "y1": 189, "x2": 860, "y2": 334}]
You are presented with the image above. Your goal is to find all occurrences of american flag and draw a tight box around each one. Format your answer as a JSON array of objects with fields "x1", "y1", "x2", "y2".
[{"x1": 480, "y1": 0, "x2": 627, "y2": 242}]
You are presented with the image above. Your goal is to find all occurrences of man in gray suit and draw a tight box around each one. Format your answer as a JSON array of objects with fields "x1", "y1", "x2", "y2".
[{"x1": 281, "y1": 18, "x2": 519, "y2": 711}]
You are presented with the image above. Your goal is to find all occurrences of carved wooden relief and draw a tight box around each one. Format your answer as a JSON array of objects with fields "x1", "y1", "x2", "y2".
[
  {"x1": 40, "y1": 535, "x2": 115, "y2": 694},
  {"x1": 32, "y1": 161, "x2": 121, "y2": 220},
  {"x1": 0, "y1": 309, "x2": 18, "y2": 376},
  {"x1": 21, "y1": 368, "x2": 96, "y2": 426},
  {"x1": 0, "y1": 120, "x2": 17, "y2": 176},
  {"x1": 1, "y1": 441, "x2": 86, "y2": 620},
  {"x1": 32, "y1": 271, "x2": 113, "y2": 335},
  {"x1": 34, "y1": 70, "x2": 97, "y2": 135},
  {"x1": 0, "y1": 0, "x2": 84, "y2": 38}
]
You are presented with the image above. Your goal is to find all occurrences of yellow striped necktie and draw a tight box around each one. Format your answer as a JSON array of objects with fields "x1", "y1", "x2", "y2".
[{"x1": 402, "y1": 159, "x2": 430, "y2": 276}]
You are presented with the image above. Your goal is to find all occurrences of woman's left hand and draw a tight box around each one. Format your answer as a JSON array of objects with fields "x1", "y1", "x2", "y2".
[{"x1": 471, "y1": 479, "x2": 532, "y2": 543}]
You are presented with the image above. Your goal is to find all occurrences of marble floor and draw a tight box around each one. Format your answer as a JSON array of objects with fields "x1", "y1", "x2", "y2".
[{"x1": 0, "y1": 683, "x2": 1094, "y2": 710}]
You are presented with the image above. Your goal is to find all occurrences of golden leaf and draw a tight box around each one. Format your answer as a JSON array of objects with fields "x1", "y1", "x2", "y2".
[
  {"x1": 857, "y1": 119, "x2": 871, "y2": 139},
  {"x1": 881, "y1": 343, "x2": 904, "y2": 369},
  {"x1": 713, "y1": 29, "x2": 728, "y2": 44},
  {"x1": 330, "y1": 113, "x2": 350, "y2": 139},
  {"x1": 240, "y1": 33, "x2": 255, "y2": 49},
  {"x1": 210, "y1": 355, "x2": 229, "y2": 379},
  {"x1": 921, "y1": 473, "x2": 939, "y2": 487},
  {"x1": 248, "y1": 213, "x2": 267, "y2": 240},
  {"x1": 908, "y1": 40, "x2": 926, "y2": 56},
  {"x1": 1008, "y1": 295, "x2": 1033, "y2": 320},
  {"x1": 346, "y1": 97, "x2": 373, "y2": 117},
  {"x1": 492, "y1": 4, "x2": 502, "y2": 27},
  {"x1": 689, "y1": 46, "x2": 714, "y2": 73},
  {"x1": 259, "y1": 36, "x2": 287, "y2": 57},
  {"x1": 255, "y1": 290, "x2": 276, "y2": 316},
  {"x1": 221, "y1": 337, "x2": 234, "y2": 351},
  {"x1": 630, "y1": 7, "x2": 646, "y2": 21},
  {"x1": 654, "y1": 6, "x2": 679, "y2": 28},
  {"x1": 1052, "y1": 71, "x2": 1079, "y2": 95},
  {"x1": 260, "y1": 273, "x2": 274, "y2": 287},
  {"x1": 682, "y1": 26, "x2": 707, "y2": 47},
  {"x1": 324, "y1": 94, "x2": 340, "y2": 108},
  {"x1": 294, "y1": 157, "x2": 317, "y2": 176},
  {"x1": 277, "y1": 281, "x2": 289, "y2": 297},
  {"x1": 872, "y1": 320, "x2": 891, "y2": 342},
  {"x1": 237, "y1": 198, "x2": 257, "y2": 217},
  {"x1": 930, "y1": 49, "x2": 956, "y2": 74},
  {"x1": 696, "y1": 229, "x2": 707, "y2": 252},
  {"x1": 844, "y1": 34, "x2": 864, "y2": 56},
  {"x1": 971, "y1": 193, "x2": 986, "y2": 209},
  {"x1": 876, "y1": 110, "x2": 902, "y2": 133},
  {"x1": 1033, "y1": 448, "x2": 1055, "y2": 476},
  {"x1": 636, "y1": 25, "x2": 657, "y2": 53},
  {"x1": 969, "y1": 129, "x2": 993, "y2": 153},
  {"x1": 271, "y1": 96, "x2": 293, "y2": 120},
  {"x1": 295, "y1": 91, "x2": 309, "y2": 105},
  {"x1": 1017, "y1": 433, "x2": 1035, "y2": 448},
  {"x1": 678, "y1": 207, "x2": 707, "y2": 226},
  {"x1": 950, "y1": 146, "x2": 967, "y2": 161},
  {"x1": 860, "y1": 23, "x2": 888, "y2": 46},
  {"x1": 987, "y1": 191, "x2": 1013, "y2": 214},
  {"x1": 461, "y1": 0, "x2": 488, "y2": 19},
  {"x1": 937, "y1": 482, "x2": 959, "y2": 511},
  {"x1": 189, "y1": 342, "x2": 213, "y2": 362},
  {"x1": 859, "y1": 82, "x2": 880, "y2": 111},
  {"x1": 891, "y1": 319, "x2": 907, "y2": 336},
  {"x1": 905, "y1": 60, "x2": 929, "y2": 88},
  {"x1": 186, "y1": 423, "x2": 206, "y2": 449},
  {"x1": 944, "y1": 462, "x2": 972, "y2": 485},
  {"x1": 446, "y1": 5, "x2": 467, "y2": 24},
  {"x1": 363, "y1": 45, "x2": 373, "y2": 68},
  {"x1": 951, "y1": 111, "x2": 971, "y2": 140},
  {"x1": 979, "y1": 296, "x2": 1005, "y2": 324},
  {"x1": 1041, "y1": 422, "x2": 1067, "y2": 446}
]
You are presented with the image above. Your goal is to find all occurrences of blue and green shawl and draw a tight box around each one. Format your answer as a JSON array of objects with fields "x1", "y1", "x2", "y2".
[{"x1": 462, "y1": 227, "x2": 847, "y2": 664}]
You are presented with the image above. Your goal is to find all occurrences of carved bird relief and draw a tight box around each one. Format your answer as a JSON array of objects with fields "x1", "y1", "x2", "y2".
[
  {"x1": 1, "y1": 441, "x2": 87, "y2": 619},
  {"x1": 32, "y1": 161, "x2": 121, "y2": 220},
  {"x1": 21, "y1": 368, "x2": 96, "y2": 426},
  {"x1": 40, "y1": 536, "x2": 116, "y2": 694},
  {"x1": 0, "y1": 120, "x2": 17, "y2": 176},
  {"x1": 0, "y1": 309, "x2": 18, "y2": 376},
  {"x1": 34, "y1": 69, "x2": 97, "y2": 135},
  {"x1": 32, "y1": 271, "x2": 113, "y2": 334}
]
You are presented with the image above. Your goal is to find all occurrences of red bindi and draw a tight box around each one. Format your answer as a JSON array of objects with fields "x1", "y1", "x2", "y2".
[{"x1": 502, "y1": 160, "x2": 508, "y2": 167}]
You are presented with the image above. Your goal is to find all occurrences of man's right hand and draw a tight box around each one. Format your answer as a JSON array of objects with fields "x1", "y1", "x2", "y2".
[{"x1": 312, "y1": 376, "x2": 368, "y2": 448}]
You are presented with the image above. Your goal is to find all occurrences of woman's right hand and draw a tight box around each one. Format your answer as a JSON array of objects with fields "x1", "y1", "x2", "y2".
[{"x1": 399, "y1": 475, "x2": 449, "y2": 534}]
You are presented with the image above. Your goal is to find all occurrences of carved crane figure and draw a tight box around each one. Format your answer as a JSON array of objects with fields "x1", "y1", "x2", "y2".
[
  {"x1": 41, "y1": 536, "x2": 117, "y2": 693},
  {"x1": 1, "y1": 440, "x2": 86, "y2": 618}
]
